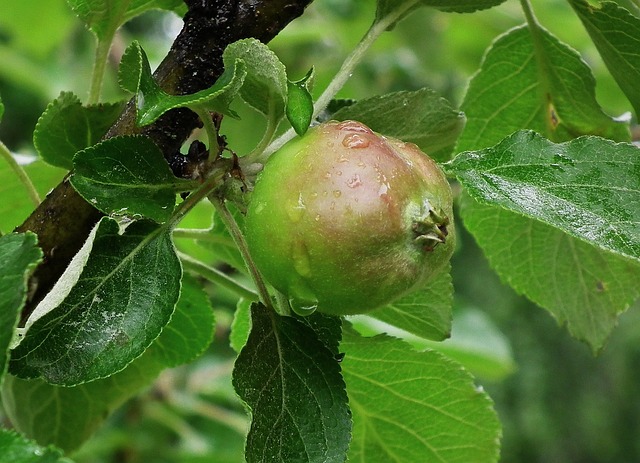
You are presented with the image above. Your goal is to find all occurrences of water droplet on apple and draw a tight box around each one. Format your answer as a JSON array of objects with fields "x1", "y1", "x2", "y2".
[
  {"x1": 286, "y1": 193, "x2": 306, "y2": 222},
  {"x1": 342, "y1": 133, "x2": 370, "y2": 149},
  {"x1": 292, "y1": 240, "x2": 312, "y2": 277},
  {"x1": 336, "y1": 120, "x2": 373, "y2": 134},
  {"x1": 347, "y1": 174, "x2": 362, "y2": 188}
]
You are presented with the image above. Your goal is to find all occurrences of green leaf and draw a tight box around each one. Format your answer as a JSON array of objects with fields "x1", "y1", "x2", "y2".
[
  {"x1": 118, "y1": 40, "x2": 147, "y2": 94},
  {"x1": 0, "y1": 233, "x2": 42, "y2": 387},
  {"x1": 422, "y1": 0, "x2": 507, "y2": 12},
  {"x1": 33, "y1": 92, "x2": 124, "y2": 170},
  {"x1": 286, "y1": 68, "x2": 314, "y2": 136},
  {"x1": 296, "y1": 312, "x2": 343, "y2": 357},
  {"x1": 0, "y1": 94, "x2": 4, "y2": 122},
  {"x1": 459, "y1": 195, "x2": 640, "y2": 352},
  {"x1": 153, "y1": 274, "x2": 215, "y2": 367},
  {"x1": 230, "y1": 298, "x2": 251, "y2": 354},
  {"x1": 200, "y1": 205, "x2": 246, "y2": 272},
  {"x1": 569, "y1": 0, "x2": 640, "y2": 118},
  {"x1": 369, "y1": 263, "x2": 452, "y2": 341},
  {"x1": 2, "y1": 273, "x2": 212, "y2": 453},
  {"x1": 333, "y1": 88, "x2": 465, "y2": 162},
  {"x1": 222, "y1": 38, "x2": 288, "y2": 119},
  {"x1": 375, "y1": 0, "x2": 507, "y2": 25},
  {"x1": 351, "y1": 307, "x2": 515, "y2": 382},
  {"x1": 232, "y1": 304, "x2": 351, "y2": 463},
  {"x1": 9, "y1": 217, "x2": 181, "y2": 385},
  {"x1": 455, "y1": 24, "x2": 640, "y2": 351},
  {"x1": 119, "y1": 41, "x2": 247, "y2": 126},
  {"x1": 424, "y1": 308, "x2": 515, "y2": 382},
  {"x1": 71, "y1": 135, "x2": 192, "y2": 222},
  {"x1": 458, "y1": 25, "x2": 629, "y2": 151},
  {"x1": 0, "y1": 429, "x2": 69, "y2": 463},
  {"x1": 449, "y1": 131, "x2": 640, "y2": 263},
  {"x1": 341, "y1": 325, "x2": 500, "y2": 463},
  {"x1": 67, "y1": 0, "x2": 183, "y2": 41}
]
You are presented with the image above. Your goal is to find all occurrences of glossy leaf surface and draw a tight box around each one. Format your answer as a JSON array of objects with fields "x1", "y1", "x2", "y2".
[
  {"x1": 455, "y1": 22, "x2": 639, "y2": 351},
  {"x1": 10, "y1": 218, "x2": 181, "y2": 385},
  {"x1": 71, "y1": 135, "x2": 192, "y2": 222},
  {"x1": 449, "y1": 131, "x2": 640, "y2": 263},
  {"x1": 2, "y1": 275, "x2": 213, "y2": 453},
  {"x1": 233, "y1": 304, "x2": 351, "y2": 463}
]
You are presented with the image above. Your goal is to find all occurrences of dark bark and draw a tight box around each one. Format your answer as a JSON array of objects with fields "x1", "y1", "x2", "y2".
[{"x1": 16, "y1": 0, "x2": 313, "y2": 321}]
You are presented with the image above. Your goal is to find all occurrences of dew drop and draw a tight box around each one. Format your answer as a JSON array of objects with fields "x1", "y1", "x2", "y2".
[
  {"x1": 333, "y1": 190, "x2": 342, "y2": 198},
  {"x1": 336, "y1": 120, "x2": 373, "y2": 134},
  {"x1": 286, "y1": 193, "x2": 306, "y2": 223},
  {"x1": 347, "y1": 174, "x2": 363, "y2": 188},
  {"x1": 290, "y1": 299, "x2": 318, "y2": 317},
  {"x1": 342, "y1": 133, "x2": 370, "y2": 149},
  {"x1": 292, "y1": 241, "x2": 311, "y2": 277}
]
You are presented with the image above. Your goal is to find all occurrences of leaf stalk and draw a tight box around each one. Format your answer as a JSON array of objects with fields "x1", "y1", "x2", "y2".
[
  {"x1": 263, "y1": 0, "x2": 419, "y2": 158},
  {"x1": 208, "y1": 195, "x2": 273, "y2": 309},
  {"x1": 0, "y1": 142, "x2": 40, "y2": 207}
]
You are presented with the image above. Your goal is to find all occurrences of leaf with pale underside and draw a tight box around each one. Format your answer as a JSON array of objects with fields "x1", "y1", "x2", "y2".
[
  {"x1": 375, "y1": 0, "x2": 508, "y2": 28},
  {"x1": 2, "y1": 275, "x2": 213, "y2": 453},
  {"x1": 9, "y1": 217, "x2": 181, "y2": 386},
  {"x1": 222, "y1": 38, "x2": 287, "y2": 119},
  {"x1": 67, "y1": 0, "x2": 183, "y2": 41},
  {"x1": 118, "y1": 41, "x2": 247, "y2": 126}
]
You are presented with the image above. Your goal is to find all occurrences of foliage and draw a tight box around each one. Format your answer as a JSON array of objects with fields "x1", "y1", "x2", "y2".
[{"x1": 0, "y1": 0, "x2": 639, "y2": 462}]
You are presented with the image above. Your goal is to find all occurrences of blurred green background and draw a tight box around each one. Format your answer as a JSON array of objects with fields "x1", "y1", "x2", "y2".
[{"x1": 1, "y1": 0, "x2": 639, "y2": 461}]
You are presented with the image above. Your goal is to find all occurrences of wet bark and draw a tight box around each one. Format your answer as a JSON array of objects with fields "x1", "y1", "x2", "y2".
[{"x1": 16, "y1": 0, "x2": 313, "y2": 321}]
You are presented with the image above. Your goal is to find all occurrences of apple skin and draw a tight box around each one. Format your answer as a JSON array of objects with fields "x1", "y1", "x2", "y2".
[{"x1": 244, "y1": 120, "x2": 455, "y2": 315}]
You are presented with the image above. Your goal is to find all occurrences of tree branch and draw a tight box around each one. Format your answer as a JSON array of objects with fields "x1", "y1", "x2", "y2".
[{"x1": 16, "y1": 0, "x2": 312, "y2": 321}]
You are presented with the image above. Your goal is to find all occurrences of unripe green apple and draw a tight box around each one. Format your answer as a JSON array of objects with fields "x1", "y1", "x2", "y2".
[{"x1": 245, "y1": 120, "x2": 454, "y2": 315}]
